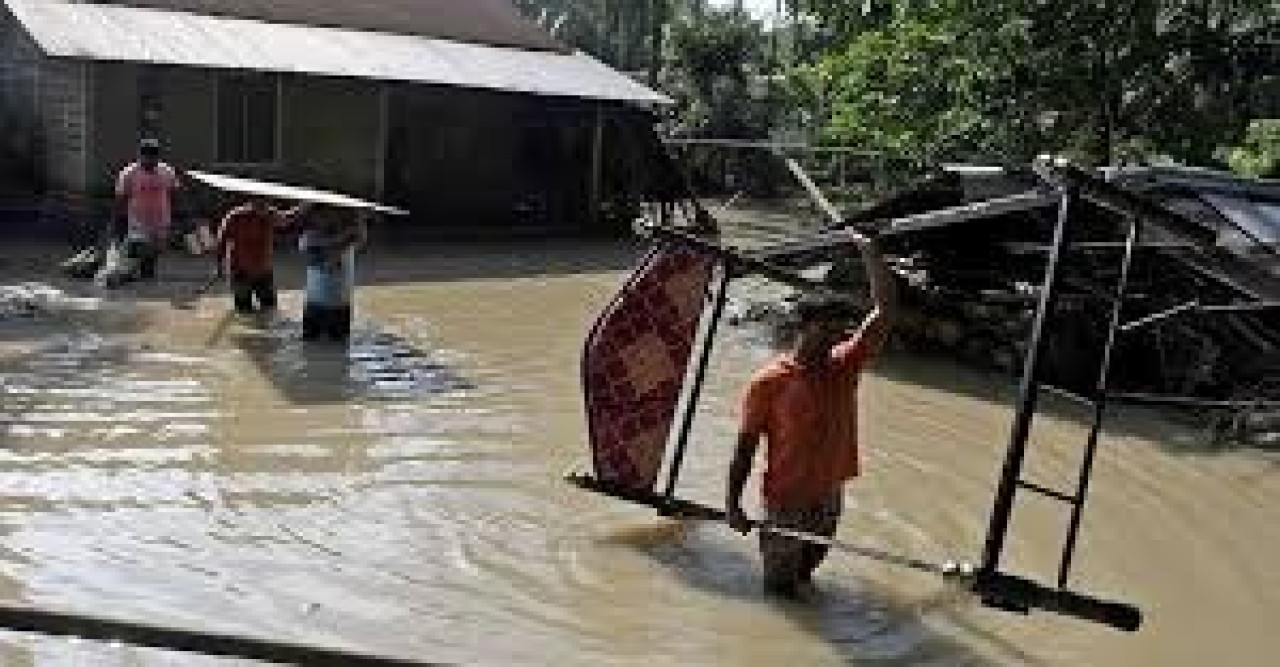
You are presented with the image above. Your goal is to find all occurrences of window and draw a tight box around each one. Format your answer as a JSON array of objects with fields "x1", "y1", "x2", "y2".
[{"x1": 216, "y1": 74, "x2": 279, "y2": 164}]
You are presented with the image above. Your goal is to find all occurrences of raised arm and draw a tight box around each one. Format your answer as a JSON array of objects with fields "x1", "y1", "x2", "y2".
[
  {"x1": 356, "y1": 216, "x2": 369, "y2": 247},
  {"x1": 213, "y1": 213, "x2": 235, "y2": 275},
  {"x1": 347, "y1": 215, "x2": 369, "y2": 250},
  {"x1": 277, "y1": 202, "x2": 313, "y2": 230},
  {"x1": 852, "y1": 236, "x2": 896, "y2": 357}
]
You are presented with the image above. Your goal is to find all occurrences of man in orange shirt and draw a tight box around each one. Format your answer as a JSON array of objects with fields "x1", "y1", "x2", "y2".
[
  {"x1": 726, "y1": 236, "x2": 895, "y2": 599},
  {"x1": 214, "y1": 197, "x2": 310, "y2": 315}
]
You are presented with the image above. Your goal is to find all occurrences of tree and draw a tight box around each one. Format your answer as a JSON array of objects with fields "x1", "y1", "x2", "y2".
[
  {"x1": 662, "y1": 5, "x2": 771, "y2": 138},
  {"x1": 514, "y1": 0, "x2": 683, "y2": 76},
  {"x1": 1228, "y1": 119, "x2": 1280, "y2": 178},
  {"x1": 798, "y1": 0, "x2": 1279, "y2": 168}
]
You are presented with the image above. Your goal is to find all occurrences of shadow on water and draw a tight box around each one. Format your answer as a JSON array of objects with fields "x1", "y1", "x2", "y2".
[
  {"x1": 230, "y1": 317, "x2": 474, "y2": 406},
  {"x1": 632, "y1": 520, "x2": 1041, "y2": 666}
]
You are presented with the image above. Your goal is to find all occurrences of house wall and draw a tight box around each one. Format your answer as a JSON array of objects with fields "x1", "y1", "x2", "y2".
[
  {"x1": 89, "y1": 63, "x2": 220, "y2": 193},
  {"x1": 385, "y1": 84, "x2": 524, "y2": 231},
  {"x1": 87, "y1": 64, "x2": 382, "y2": 219},
  {"x1": 0, "y1": 3, "x2": 42, "y2": 191},
  {"x1": 281, "y1": 75, "x2": 381, "y2": 199},
  {"x1": 6, "y1": 4, "x2": 647, "y2": 239},
  {"x1": 159, "y1": 66, "x2": 217, "y2": 165},
  {"x1": 81, "y1": 61, "x2": 639, "y2": 237},
  {"x1": 384, "y1": 85, "x2": 620, "y2": 236},
  {"x1": 89, "y1": 61, "x2": 141, "y2": 197},
  {"x1": 0, "y1": 5, "x2": 38, "y2": 110},
  {"x1": 38, "y1": 59, "x2": 90, "y2": 194}
]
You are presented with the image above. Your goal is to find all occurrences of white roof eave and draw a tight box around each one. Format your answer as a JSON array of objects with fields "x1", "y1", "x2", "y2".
[{"x1": 5, "y1": 0, "x2": 671, "y2": 106}]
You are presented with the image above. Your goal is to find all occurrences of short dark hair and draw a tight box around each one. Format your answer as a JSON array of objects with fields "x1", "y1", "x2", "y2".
[{"x1": 794, "y1": 293, "x2": 857, "y2": 325}]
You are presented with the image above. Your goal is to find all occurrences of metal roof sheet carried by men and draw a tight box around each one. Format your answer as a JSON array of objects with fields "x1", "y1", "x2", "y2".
[{"x1": 88, "y1": 0, "x2": 567, "y2": 52}]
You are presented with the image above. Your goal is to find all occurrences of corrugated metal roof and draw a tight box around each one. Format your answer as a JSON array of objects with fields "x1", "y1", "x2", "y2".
[
  {"x1": 5, "y1": 0, "x2": 669, "y2": 105},
  {"x1": 187, "y1": 170, "x2": 409, "y2": 215},
  {"x1": 90, "y1": 0, "x2": 567, "y2": 53}
]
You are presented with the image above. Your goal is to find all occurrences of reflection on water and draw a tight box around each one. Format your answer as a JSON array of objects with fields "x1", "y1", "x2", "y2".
[{"x1": 0, "y1": 246, "x2": 1276, "y2": 666}]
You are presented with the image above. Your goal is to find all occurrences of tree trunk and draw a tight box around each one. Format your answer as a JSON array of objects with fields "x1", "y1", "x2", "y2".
[
  {"x1": 648, "y1": 0, "x2": 664, "y2": 86},
  {"x1": 1094, "y1": 48, "x2": 1114, "y2": 166}
]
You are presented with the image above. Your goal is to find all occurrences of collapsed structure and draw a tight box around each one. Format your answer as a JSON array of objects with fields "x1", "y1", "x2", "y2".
[
  {"x1": 572, "y1": 129, "x2": 1280, "y2": 632},
  {"x1": 762, "y1": 163, "x2": 1280, "y2": 442}
]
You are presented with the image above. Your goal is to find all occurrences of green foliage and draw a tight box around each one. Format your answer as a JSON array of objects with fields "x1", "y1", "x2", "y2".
[
  {"x1": 513, "y1": 0, "x2": 662, "y2": 71},
  {"x1": 797, "y1": 0, "x2": 1278, "y2": 167},
  {"x1": 661, "y1": 6, "x2": 776, "y2": 138},
  {"x1": 516, "y1": 1, "x2": 1275, "y2": 172},
  {"x1": 1228, "y1": 120, "x2": 1280, "y2": 178},
  {"x1": 669, "y1": 7, "x2": 762, "y2": 89},
  {"x1": 809, "y1": 10, "x2": 996, "y2": 162}
]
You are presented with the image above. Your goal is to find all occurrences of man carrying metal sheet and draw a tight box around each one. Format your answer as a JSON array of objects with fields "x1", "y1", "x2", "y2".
[
  {"x1": 299, "y1": 209, "x2": 367, "y2": 343},
  {"x1": 214, "y1": 197, "x2": 311, "y2": 316},
  {"x1": 726, "y1": 235, "x2": 896, "y2": 599}
]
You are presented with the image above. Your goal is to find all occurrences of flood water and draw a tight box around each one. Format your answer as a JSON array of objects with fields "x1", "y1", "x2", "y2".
[{"x1": 0, "y1": 241, "x2": 1276, "y2": 666}]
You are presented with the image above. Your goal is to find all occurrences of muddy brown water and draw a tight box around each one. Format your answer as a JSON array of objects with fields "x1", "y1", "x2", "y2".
[{"x1": 0, "y1": 242, "x2": 1276, "y2": 666}]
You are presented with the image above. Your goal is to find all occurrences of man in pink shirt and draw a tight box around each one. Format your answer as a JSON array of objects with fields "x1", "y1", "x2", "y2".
[{"x1": 115, "y1": 138, "x2": 181, "y2": 281}]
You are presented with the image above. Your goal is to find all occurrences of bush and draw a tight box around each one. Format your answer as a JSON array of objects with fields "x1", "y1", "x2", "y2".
[{"x1": 1228, "y1": 120, "x2": 1280, "y2": 179}]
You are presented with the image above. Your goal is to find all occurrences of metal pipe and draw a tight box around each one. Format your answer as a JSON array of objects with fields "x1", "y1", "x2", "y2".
[
  {"x1": 1017, "y1": 479, "x2": 1077, "y2": 504},
  {"x1": 1119, "y1": 301, "x2": 1200, "y2": 332},
  {"x1": 662, "y1": 261, "x2": 730, "y2": 499},
  {"x1": 0, "y1": 604, "x2": 432, "y2": 666},
  {"x1": 589, "y1": 105, "x2": 605, "y2": 226},
  {"x1": 1121, "y1": 300, "x2": 1280, "y2": 333},
  {"x1": 979, "y1": 189, "x2": 1075, "y2": 574},
  {"x1": 1108, "y1": 393, "x2": 1280, "y2": 409},
  {"x1": 644, "y1": 224, "x2": 835, "y2": 295},
  {"x1": 756, "y1": 191, "x2": 1056, "y2": 260},
  {"x1": 660, "y1": 137, "x2": 882, "y2": 156},
  {"x1": 1038, "y1": 383, "x2": 1097, "y2": 408},
  {"x1": 1058, "y1": 215, "x2": 1140, "y2": 588},
  {"x1": 570, "y1": 474, "x2": 951, "y2": 576},
  {"x1": 781, "y1": 156, "x2": 863, "y2": 235},
  {"x1": 1198, "y1": 302, "x2": 1280, "y2": 313},
  {"x1": 1002, "y1": 241, "x2": 1195, "y2": 254}
]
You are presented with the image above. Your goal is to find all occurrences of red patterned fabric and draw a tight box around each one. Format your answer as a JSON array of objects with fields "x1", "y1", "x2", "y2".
[{"x1": 583, "y1": 243, "x2": 718, "y2": 492}]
